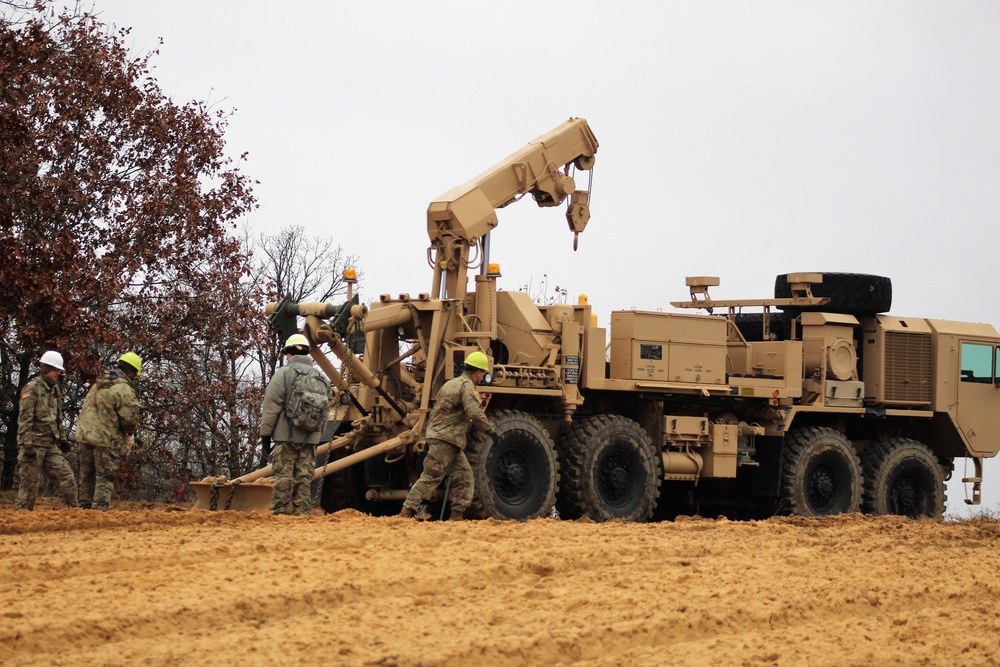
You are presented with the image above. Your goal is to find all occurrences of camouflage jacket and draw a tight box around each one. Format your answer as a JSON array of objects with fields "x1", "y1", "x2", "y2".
[
  {"x1": 424, "y1": 371, "x2": 494, "y2": 450},
  {"x1": 260, "y1": 355, "x2": 328, "y2": 446},
  {"x1": 17, "y1": 375, "x2": 64, "y2": 446},
  {"x1": 75, "y1": 369, "x2": 140, "y2": 451}
]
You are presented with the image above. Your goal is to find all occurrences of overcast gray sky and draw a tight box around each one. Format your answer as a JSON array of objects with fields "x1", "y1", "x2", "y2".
[{"x1": 89, "y1": 1, "x2": 1000, "y2": 514}]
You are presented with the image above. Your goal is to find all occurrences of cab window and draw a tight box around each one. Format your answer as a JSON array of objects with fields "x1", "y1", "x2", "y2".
[{"x1": 960, "y1": 343, "x2": 995, "y2": 384}]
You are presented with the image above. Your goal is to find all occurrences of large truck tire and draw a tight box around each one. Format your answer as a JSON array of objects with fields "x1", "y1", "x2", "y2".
[
  {"x1": 732, "y1": 312, "x2": 788, "y2": 341},
  {"x1": 466, "y1": 410, "x2": 559, "y2": 521},
  {"x1": 861, "y1": 438, "x2": 945, "y2": 518},
  {"x1": 319, "y1": 447, "x2": 369, "y2": 514},
  {"x1": 780, "y1": 426, "x2": 862, "y2": 516},
  {"x1": 774, "y1": 272, "x2": 892, "y2": 314},
  {"x1": 557, "y1": 415, "x2": 661, "y2": 522}
]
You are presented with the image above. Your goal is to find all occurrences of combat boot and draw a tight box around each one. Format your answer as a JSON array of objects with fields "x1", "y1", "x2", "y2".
[
  {"x1": 449, "y1": 509, "x2": 465, "y2": 521},
  {"x1": 399, "y1": 505, "x2": 416, "y2": 518}
]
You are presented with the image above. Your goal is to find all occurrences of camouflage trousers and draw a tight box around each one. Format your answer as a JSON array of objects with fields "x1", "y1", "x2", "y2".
[
  {"x1": 270, "y1": 442, "x2": 316, "y2": 516},
  {"x1": 78, "y1": 443, "x2": 120, "y2": 510},
  {"x1": 402, "y1": 439, "x2": 474, "y2": 513},
  {"x1": 16, "y1": 443, "x2": 79, "y2": 510}
]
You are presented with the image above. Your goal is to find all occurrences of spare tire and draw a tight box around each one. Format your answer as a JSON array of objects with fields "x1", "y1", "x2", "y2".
[
  {"x1": 774, "y1": 272, "x2": 891, "y2": 314},
  {"x1": 733, "y1": 312, "x2": 788, "y2": 341}
]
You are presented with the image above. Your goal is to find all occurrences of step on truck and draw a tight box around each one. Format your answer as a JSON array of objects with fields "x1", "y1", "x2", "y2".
[{"x1": 191, "y1": 118, "x2": 999, "y2": 520}]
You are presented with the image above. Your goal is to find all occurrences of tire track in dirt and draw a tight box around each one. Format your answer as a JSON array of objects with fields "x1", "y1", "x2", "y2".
[{"x1": 1, "y1": 509, "x2": 999, "y2": 666}]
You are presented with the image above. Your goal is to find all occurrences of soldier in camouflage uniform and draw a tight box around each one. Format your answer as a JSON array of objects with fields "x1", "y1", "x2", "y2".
[
  {"x1": 75, "y1": 353, "x2": 141, "y2": 511},
  {"x1": 260, "y1": 334, "x2": 329, "y2": 516},
  {"x1": 400, "y1": 351, "x2": 498, "y2": 521},
  {"x1": 16, "y1": 351, "x2": 78, "y2": 510}
]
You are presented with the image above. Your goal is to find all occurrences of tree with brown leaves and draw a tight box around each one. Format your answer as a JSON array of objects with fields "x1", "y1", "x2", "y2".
[{"x1": 0, "y1": 1, "x2": 260, "y2": 491}]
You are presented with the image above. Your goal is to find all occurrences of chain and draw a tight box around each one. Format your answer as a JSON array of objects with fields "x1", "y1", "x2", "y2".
[
  {"x1": 208, "y1": 483, "x2": 221, "y2": 511},
  {"x1": 963, "y1": 457, "x2": 969, "y2": 503},
  {"x1": 223, "y1": 480, "x2": 242, "y2": 511},
  {"x1": 341, "y1": 330, "x2": 356, "y2": 388}
]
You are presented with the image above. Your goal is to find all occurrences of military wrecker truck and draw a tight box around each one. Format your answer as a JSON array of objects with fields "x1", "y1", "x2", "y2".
[{"x1": 192, "y1": 117, "x2": 1000, "y2": 520}]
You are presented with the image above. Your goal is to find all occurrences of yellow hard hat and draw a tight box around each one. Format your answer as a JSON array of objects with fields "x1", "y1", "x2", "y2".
[
  {"x1": 284, "y1": 333, "x2": 310, "y2": 353},
  {"x1": 465, "y1": 351, "x2": 490, "y2": 371},
  {"x1": 118, "y1": 352, "x2": 142, "y2": 377}
]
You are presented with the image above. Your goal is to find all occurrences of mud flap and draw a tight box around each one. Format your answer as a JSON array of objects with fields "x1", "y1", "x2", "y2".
[{"x1": 190, "y1": 482, "x2": 275, "y2": 513}]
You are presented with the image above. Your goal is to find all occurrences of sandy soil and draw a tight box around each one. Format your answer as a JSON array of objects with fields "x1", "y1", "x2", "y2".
[{"x1": 2, "y1": 503, "x2": 999, "y2": 667}]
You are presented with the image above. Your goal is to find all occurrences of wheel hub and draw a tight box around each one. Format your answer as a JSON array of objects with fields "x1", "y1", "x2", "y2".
[
  {"x1": 809, "y1": 465, "x2": 836, "y2": 504},
  {"x1": 804, "y1": 459, "x2": 847, "y2": 513},
  {"x1": 890, "y1": 477, "x2": 923, "y2": 517},
  {"x1": 504, "y1": 461, "x2": 527, "y2": 487},
  {"x1": 493, "y1": 448, "x2": 530, "y2": 501},
  {"x1": 598, "y1": 450, "x2": 637, "y2": 505}
]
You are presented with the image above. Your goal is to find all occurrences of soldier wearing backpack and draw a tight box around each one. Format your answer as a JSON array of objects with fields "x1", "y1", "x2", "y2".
[{"x1": 260, "y1": 334, "x2": 331, "y2": 515}]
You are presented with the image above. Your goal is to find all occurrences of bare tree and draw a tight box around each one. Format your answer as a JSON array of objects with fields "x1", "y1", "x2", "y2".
[{"x1": 255, "y1": 225, "x2": 362, "y2": 304}]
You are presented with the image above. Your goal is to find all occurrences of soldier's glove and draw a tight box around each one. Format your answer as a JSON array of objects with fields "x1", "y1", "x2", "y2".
[
  {"x1": 57, "y1": 438, "x2": 73, "y2": 453},
  {"x1": 490, "y1": 431, "x2": 501, "y2": 446},
  {"x1": 261, "y1": 435, "x2": 272, "y2": 448},
  {"x1": 122, "y1": 435, "x2": 135, "y2": 456}
]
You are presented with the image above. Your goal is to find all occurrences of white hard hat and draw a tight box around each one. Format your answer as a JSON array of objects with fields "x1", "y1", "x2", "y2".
[
  {"x1": 284, "y1": 333, "x2": 310, "y2": 352},
  {"x1": 39, "y1": 350, "x2": 65, "y2": 371}
]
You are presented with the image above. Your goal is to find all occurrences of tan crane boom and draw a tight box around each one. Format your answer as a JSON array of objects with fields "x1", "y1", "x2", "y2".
[{"x1": 426, "y1": 117, "x2": 598, "y2": 300}]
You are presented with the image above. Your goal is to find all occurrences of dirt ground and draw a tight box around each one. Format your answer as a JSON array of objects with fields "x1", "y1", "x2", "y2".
[{"x1": 2, "y1": 503, "x2": 999, "y2": 667}]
